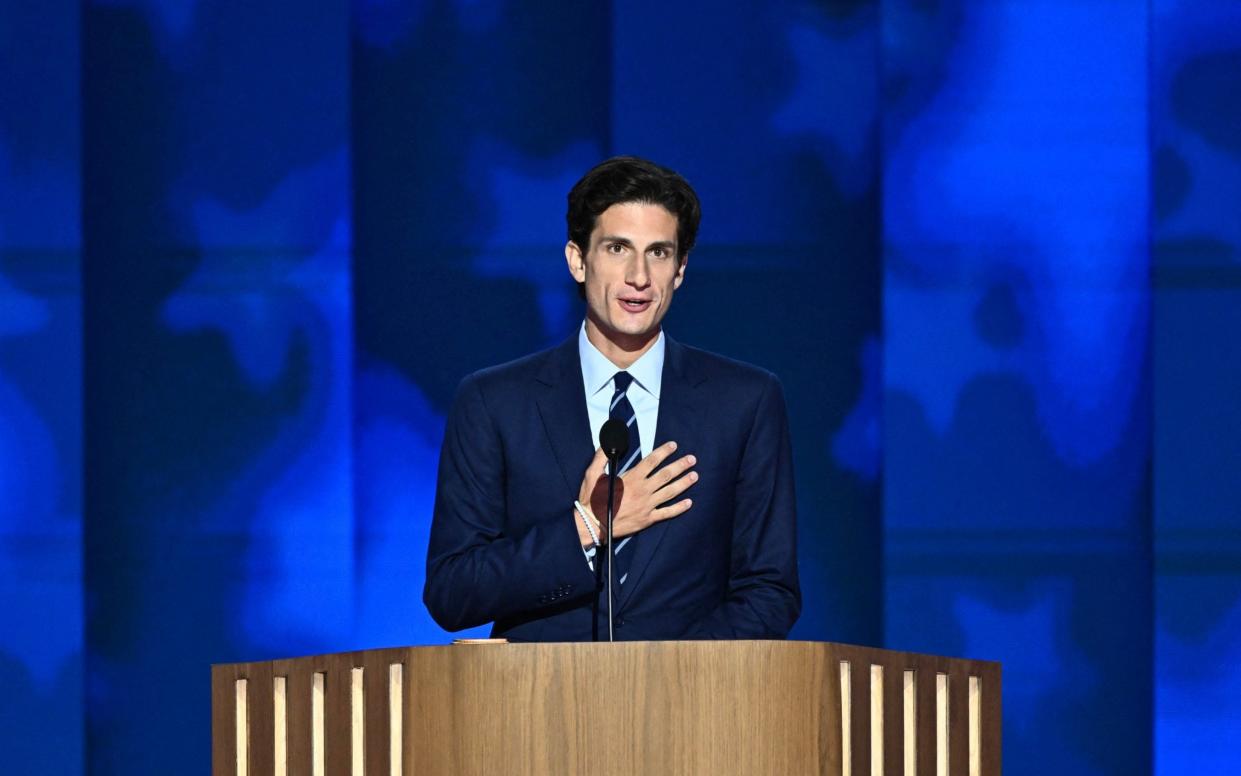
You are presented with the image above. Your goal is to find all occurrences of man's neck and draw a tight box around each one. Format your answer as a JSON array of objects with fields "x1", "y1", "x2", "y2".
[{"x1": 583, "y1": 318, "x2": 660, "y2": 369}]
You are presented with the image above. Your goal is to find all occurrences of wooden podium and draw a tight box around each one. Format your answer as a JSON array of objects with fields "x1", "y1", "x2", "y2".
[{"x1": 212, "y1": 641, "x2": 1000, "y2": 775}]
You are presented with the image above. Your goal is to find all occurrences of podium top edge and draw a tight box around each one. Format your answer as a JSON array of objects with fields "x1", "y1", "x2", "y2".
[{"x1": 210, "y1": 640, "x2": 1002, "y2": 671}]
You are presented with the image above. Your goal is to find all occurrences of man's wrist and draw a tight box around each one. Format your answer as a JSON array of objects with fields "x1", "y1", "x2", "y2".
[{"x1": 573, "y1": 500, "x2": 601, "y2": 548}]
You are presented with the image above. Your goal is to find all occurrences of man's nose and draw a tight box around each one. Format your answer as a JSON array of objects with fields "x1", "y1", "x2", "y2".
[{"x1": 626, "y1": 256, "x2": 650, "y2": 287}]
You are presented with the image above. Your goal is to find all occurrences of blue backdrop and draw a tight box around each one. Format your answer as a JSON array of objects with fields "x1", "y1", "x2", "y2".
[{"x1": 1, "y1": 0, "x2": 1237, "y2": 773}]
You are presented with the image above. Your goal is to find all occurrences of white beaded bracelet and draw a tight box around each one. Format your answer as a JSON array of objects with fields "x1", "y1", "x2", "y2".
[{"x1": 573, "y1": 500, "x2": 600, "y2": 547}]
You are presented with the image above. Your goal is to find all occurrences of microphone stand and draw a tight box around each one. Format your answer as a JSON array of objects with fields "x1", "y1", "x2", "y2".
[
  {"x1": 597, "y1": 417, "x2": 628, "y2": 644},
  {"x1": 605, "y1": 450, "x2": 618, "y2": 643}
]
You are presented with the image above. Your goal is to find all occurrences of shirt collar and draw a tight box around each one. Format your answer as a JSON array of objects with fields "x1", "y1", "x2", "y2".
[{"x1": 578, "y1": 322, "x2": 665, "y2": 399}]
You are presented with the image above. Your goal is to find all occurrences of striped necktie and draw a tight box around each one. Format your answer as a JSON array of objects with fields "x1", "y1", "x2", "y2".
[{"x1": 609, "y1": 371, "x2": 641, "y2": 584}]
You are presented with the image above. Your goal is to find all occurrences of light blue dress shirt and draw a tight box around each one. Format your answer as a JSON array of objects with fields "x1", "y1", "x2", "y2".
[
  {"x1": 578, "y1": 322, "x2": 664, "y2": 461},
  {"x1": 577, "y1": 322, "x2": 665, "y2": 565}
]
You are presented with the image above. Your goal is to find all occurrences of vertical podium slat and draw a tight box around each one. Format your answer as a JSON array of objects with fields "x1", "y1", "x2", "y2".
[
  {"x1": 390, "y1": 660, "x2": 405, "y2": 776},
  {"x1": 350, "y1": 666, "x2": 365, "y2": 775},
  {"x1": 902, "y1": 670, "x2": 917, "y2": 776},
  {"x1": 274, "y1": 675, "x2": 288, "y2": 776},
  {"x1": 968, "y1": 676, "x2": 981, "y2": 776},
  {"x1": 935, "y1": 672, "x2": 949, "y2": 776},
  {"x1": 823, "y1": 649, "x2": 843, "y2": 775},
  {"x1": 311, "y1": 671, "x2": 326, "y2": 776},
  {"x1": 869, "y1": 665, "x2": 884, "y2": 776},
  {"x1": 841, "y1": 661, "x2": 852, "y2": 776},
  {"x1": 235, "y1": 678, "x2": 248, "y2": 776}
]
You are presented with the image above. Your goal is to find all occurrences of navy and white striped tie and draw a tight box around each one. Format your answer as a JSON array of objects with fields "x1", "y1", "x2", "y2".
[{"x1": 609, "y1": 371, "x2": 641, "y2": 585}]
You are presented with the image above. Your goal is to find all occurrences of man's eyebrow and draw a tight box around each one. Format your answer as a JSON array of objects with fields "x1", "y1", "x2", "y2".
[{"x1": 597, "y1": 236, "x2": 678, "y2": 252}]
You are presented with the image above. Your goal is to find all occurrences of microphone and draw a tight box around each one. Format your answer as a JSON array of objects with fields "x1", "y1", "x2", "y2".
[
  {"x1": 597, "y1": 418, "x2": 629, "y2": 642},
  {"x1": 599, "y1": 418, "x2": 630, "y2": 463}
]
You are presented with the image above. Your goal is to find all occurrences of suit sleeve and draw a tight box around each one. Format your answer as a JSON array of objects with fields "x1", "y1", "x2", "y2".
[
  {"x1": 679, "y1": 373, "x2": 801, "y2": 639},
  {"x1": 422, "y1": 375, "x2": 597, "y2": 632}
]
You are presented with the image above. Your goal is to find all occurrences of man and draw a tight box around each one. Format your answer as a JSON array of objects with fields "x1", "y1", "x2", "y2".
[{"x1": 424, "y1": 156, "x2": 799, "y2": 640}]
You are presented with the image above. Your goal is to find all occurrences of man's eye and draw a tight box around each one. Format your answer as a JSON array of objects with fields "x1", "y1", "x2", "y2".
[
  {"x1": 607, "y1": 243, "x2": 625, "y2": 254},
  {"x1": 651, "y1": 248, "x2": 668, "y2": 259}
]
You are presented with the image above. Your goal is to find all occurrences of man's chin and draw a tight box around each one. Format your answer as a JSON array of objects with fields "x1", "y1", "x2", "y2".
[
  {"x1": 616, "y1": 318, "x2": 659, "y2": 338},
  {"x1": 586, "y1": 312, "x2": 663, "y2": 352},
  {"x1": 605, "y1": 323, "x2": 659, "y2": 346}
]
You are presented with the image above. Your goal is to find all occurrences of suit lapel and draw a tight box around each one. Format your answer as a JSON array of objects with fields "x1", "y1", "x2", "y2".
[
  {"x1": 534, "y1": 337, "x2": 594, "y2": 495},
  {"x1": 617, "y1": 336, "x2": 705, "y2": 610}
]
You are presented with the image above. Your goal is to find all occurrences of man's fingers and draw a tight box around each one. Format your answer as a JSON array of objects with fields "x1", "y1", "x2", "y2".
[
  {"x1": 655, "y1": 454, "x2": 696, "y2": 488},
  {"x1": 652, "y1": 498, "x2": 693, "y2": 523},
  {"x1": 634, "y1": 440, "x2": 679, "y2": 474},
  {"x1": 656, "y1": 469, "x2": 699, "y2": 500}
]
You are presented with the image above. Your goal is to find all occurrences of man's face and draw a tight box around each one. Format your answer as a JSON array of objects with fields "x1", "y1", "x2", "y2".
[{"x1": 566, "y1": 201, "x2": 687, "y2": 364}]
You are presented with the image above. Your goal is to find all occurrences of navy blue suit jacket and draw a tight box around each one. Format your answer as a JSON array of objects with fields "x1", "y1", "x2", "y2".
[{"x1": 423, "y1": 334, "x2": 800, "y2": 641}]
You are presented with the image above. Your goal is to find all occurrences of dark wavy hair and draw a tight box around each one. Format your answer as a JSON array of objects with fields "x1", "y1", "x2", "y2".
[{"x1": 566, "y1": 156, "x2": 701, "y2": 298}]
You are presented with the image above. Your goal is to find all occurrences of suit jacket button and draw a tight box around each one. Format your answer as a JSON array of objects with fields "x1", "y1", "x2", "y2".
[{"x1": 616, "y1": 618, "x2": 626, "y2": 627}]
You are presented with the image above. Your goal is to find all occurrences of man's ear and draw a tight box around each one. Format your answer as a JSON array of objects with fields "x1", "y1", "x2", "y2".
[
  {"x1": 673, "y1": 253, "x2": 688, "y2": 290},
  {"x1": 565, "y1": 241, "x2": 587, "y2": 283}
]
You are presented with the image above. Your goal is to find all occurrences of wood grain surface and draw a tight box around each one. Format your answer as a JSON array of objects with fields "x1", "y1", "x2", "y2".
[{"x1": 212, "y1": 641, "x2": 1001, "y2": 776}]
